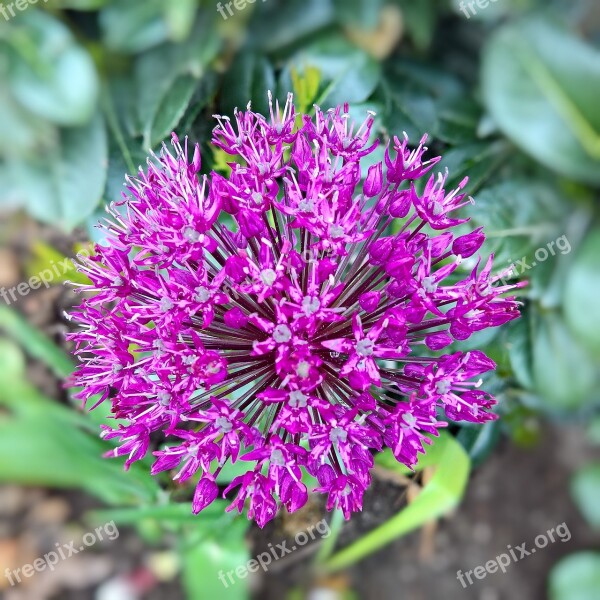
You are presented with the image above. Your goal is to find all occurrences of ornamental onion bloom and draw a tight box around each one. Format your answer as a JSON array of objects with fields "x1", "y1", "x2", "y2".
[{"x1": 67, "y1": 93, "x2": 522, "y2": 527}]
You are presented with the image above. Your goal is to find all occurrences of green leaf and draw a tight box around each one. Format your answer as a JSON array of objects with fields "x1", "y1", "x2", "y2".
[
  {"x1": 147, "y1": 74, "x2": 198, "y2": 148},
  {"x1": 532, "y1": 312, "x2": 597, "y2": 411},
  {"x1": 249, "y1": 0, "x2": 335, "y2": 52},
  {"x1": 571, "y1": 463, "x2": 600, "y2": 528},
  {"x1": 325, "y1": 433, "x2": 470, "y2": 571},
  {"x1": 8, "y1": 11, "x2": 99, "y2": 126},
  {"x1": 506, "y1": 315, "x2": 535, "y2": 390},
  {"x1": 435, "y1": 141, "x2": 510, "y2": 194},
  {"x1": 549, "y1": 552, "x2": 600, "y2": 600},
  {"x1": 0, "y1": 305, "x2": 74, "y2": 378},
  {"x1": 375, "y1": 432, "x2": 447, "y2": 475},
  {"x1": 482, "y1": 16, "x2": 600, "y2": 185},
  {"x1": 464, "y1": 180, "x2": 569, "y2": 269},
  {"x1": 100, "y1": 0, "x2": 170, "y2": 53},
  {"x1": 0, "y1": 341, "x2": 157, "y2": 505},
  {"x1": 163, "y1": 0, "x2": 198, "y2": 42},
  {"x1": 333, "y1": 0, "x2": 383, "y2": 27},
  {"x1": 2, "y1": 112, "x2": 108, "y2": 230},
  {"x1": 381, "y1": 60, "x2": 470, "y2": 143},
  {"x1": 281, "y1": 36, "x2": 380, "y2": 110},
  {"x1": 395, "y1": 0, "x2": 437, "y2": 50},
  {"x1": 220, "y1": 52, "x2": 276, "y2": 118},
  {"x1": 0, "y1": 87, "x2": 56, "y2": 159},
  {"x1": 564, "y1": 229, "x2": 600, "y2": 358},
  {"x1": 26, "y1": 241, "x2": 90, "y2": 286},
  {"x1": 135, "y1": 15, "x2": 220, "y2": 149},
  {"x1": 290, "y1": 65, "x2": 321, "y2": 114},
  {"x1": 182, "y1": 517, "x2": 250, "y2": 600},
  {"x1": 456, "y1": 421, "x2": 501, "y2": 467}
]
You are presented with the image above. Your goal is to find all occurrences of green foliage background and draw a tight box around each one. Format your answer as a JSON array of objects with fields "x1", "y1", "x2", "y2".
[{"x1": 0, "y1": 0, "x2": 599, "y2": 597}]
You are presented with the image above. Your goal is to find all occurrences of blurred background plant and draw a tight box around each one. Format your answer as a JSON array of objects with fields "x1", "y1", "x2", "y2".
[{"x1": 0, "y1": 0, "x2": 599, "y2": 598}]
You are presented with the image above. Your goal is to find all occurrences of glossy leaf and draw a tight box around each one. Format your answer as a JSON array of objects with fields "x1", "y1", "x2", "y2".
[
  {"x1": 182, "y1": 517, "x2": 250, "y2": 600},
  {"x1": 220, "y1": 53, "x2": 276, "y2": 118},
  {"x1": 281, "y1": 36, "x2": 380, "y2": 110},
  {"x1": 9, "y1": 11, "x2": 99, "y2": 126},
  {"x1": 564, "y1": 229, "x2": 600, "y2": 358},
  {"x1": 549, "y1": 552, "x2": 600, "y2": 600},
  {"x1": 482, "y1": 16, "x2": 600, "y2": 185},
  {"x1": 0, "y1": 341, "x2": 157, "y2": 505},
  {"x1": 532, "y1": 312, "x2": 597, "y2": 411},
  {"x1": 571, "y1": 463, "x2": 600, "y2": 529},
  {"x1": 0, "y1": 305, "x2": 74, "y2": 378}
]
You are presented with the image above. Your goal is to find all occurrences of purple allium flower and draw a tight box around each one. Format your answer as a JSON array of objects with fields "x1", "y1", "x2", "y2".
[{"x1": 68, "y1": 94, "x2": 523, "y2": 527}]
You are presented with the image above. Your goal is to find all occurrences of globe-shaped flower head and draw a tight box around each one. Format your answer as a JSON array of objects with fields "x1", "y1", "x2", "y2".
[{"x1": 68, "y1": 93, "x2": 522, "y2": 527}]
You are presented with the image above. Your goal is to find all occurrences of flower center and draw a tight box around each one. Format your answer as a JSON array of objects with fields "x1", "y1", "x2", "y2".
[
  {"x1": 195, "y1": 286, "x2": 211, "y2": 302},
  {"x1": 273, "y1": 324, "x2": 292, "y2": 343},
  {"x1": 216, "y1": 417, "x2": 233, "y2": 433},
  {"x1": 302, "y1": 296, "x2": 320, "y2": 316},
  {"x1": 356, "y1": 339, "x2": 374, "y2": 356},
  {"x1": 330, "y1": 427, "x2": 348, "y2": 444},
  {"x1": 289, "y1": 391, "x2": 308, "y2": 408},
  {"x1": 260, "y1": 268, "x2": 277, "y2": 286},
  {"x1": 436, "y1": 380, "x2": 452, "y2": 394}
]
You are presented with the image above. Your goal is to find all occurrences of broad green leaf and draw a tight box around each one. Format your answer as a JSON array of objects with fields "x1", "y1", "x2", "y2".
[
  {"x1": 333, "y1": 0, "x2": 383, "y2": 27},
  {"x1": 456, "y1": 421, "x2": 501, "y2": 467},
  {"x1": 0, "y1": 412, "x2": 156, "y2": 505},
  {"x1": 395, "y1": 0, "x2": 437, "y2": 50},
  {"x1": 482, "y1": 16, "x2": 600, "y2": 185},
  {"x1": 2, "y1": 112, "x2": 108, "y2": 230},
  {"x1": 147, "y1": 74, "x2": 198, "y2": 148},
  {"x1": 281, "y1": 36, "x2": 380, "y2": 110},
  {"x1": 163, "y1": 0, "x2": 198, "y2": 41},
  {"x1": 375, "y1": 432, "x2": 447, "y2": 475},
  {"x1": 464, "y1": 180, "x2": 569, "y2": 269},
  {"x1": 549, "y1": 552, "x2": 600, "y2": 600},
  {"x1": 564, "y1": 229, "x2": 600, "y2": 358},
  {"x1": 220, "y1": 53, "x2": 276, "y2": 118},
  {"x1": 0, "y1": 343, "x2": 157, "y2": 505},
  {"x1": 0, "y1": 88, "x2": 55, "y2": 159},
  {"x1": 7, "y1": 11, "x2": 99, "y2": 127},
  {"x1": 382, "y1": 60, "x2": 468, "y2": 143},
  {"x1": 325, "y1": 433, "x2": 470, "y2": 570},
  {"x1": 0, "y1": 305, "x2": 74, "y2": 378},
  {"x1": 434, "y1": 141, "x2": 511, "y2": 194},
  {"x1": 506, "y1": 314, "x2": 535, "y2": 390},
  {"x1": 100, "y1": 0, "x2": 169, "y2": 53},
  {"x1": 182, "y1": 517, "x2": 250, "y2": 600},
  {"x1": 135, "y1": 16, "x2": 220, "y2": 149},
  {"x1": 249, "y1": 0, "x2": 335, "y2": 52},
  {"x1": 571, "y1": 464, "x2": 600, "y2": 528},
  {"x1": 532, "y1": 312, "x2": 597, "y2": 411}
]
